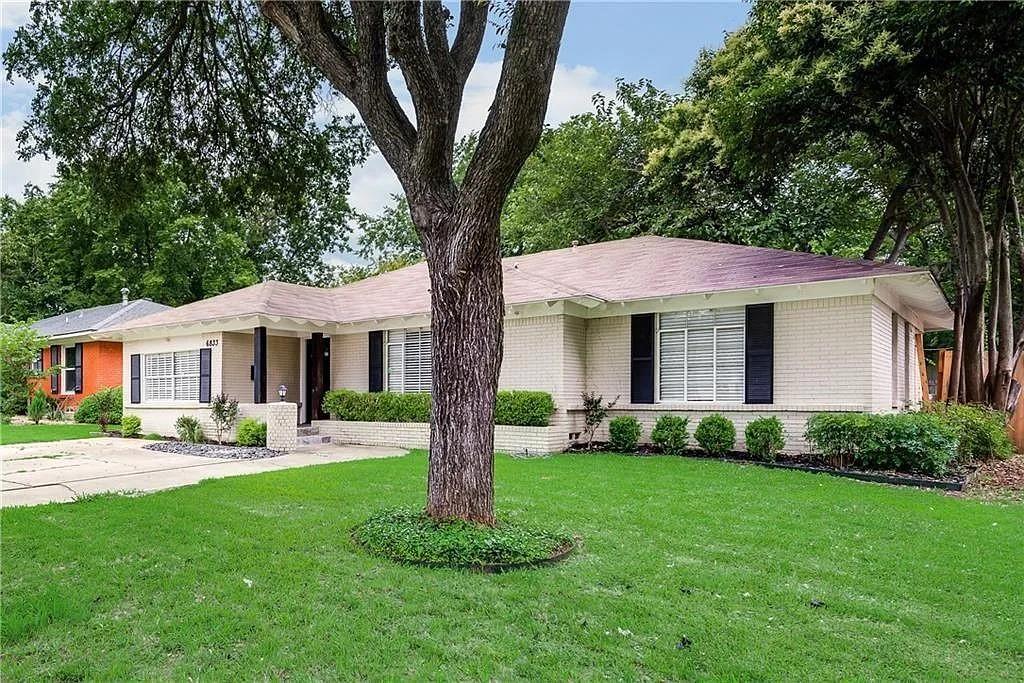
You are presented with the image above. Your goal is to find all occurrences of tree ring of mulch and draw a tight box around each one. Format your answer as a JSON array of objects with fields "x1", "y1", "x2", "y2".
[{"x1": 351, "y1": 507, "x2": 579, "y2": 572}]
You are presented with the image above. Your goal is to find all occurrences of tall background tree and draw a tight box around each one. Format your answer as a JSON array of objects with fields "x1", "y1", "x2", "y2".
[
  {"x1": 6, "y1": 0, "x2": 569, "y2": 523},
  {"x1": 649, "y1": 0, "x2": 1024, "y2": 408}
]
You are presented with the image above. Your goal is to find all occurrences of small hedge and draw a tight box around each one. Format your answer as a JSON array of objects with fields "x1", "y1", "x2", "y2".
[
  {"x1": 322, "y1": 389, "x2": 555, "y2": 427},
  {"x1": 805, "y1": 412, "x2": 960, "y2": 476},
  {"x1": 694, "y1": 414, "x2": 736, "y2": 456},
  {"x1": 651, "y1": 415, "x2": 689, "y2": 455},
  {"x1": 608, "y1": 416, "x2": 642, "y2": 452},
  {"x1": 745, "y1": 416, "x2": 785, "y2": 462},
  {"x1": 74, "y1": 387, "x2": 123, "y2": 425},
  {"x1": 922, "y1": 402, "x2": 1014, "y2": 463},
  {"x1": 352, "y1": 507, "x2": 575, "y2": 569},
  {"x1": 236, "y1": 418, "x2": 267, "y2": 447}
]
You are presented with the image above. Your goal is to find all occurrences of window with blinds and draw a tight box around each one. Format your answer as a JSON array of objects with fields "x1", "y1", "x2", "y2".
[
  {"x1": 143, "y1": 350, "x2": 200, "y2": 401},
  {"x1": 658, "y1": 308, "x2": 745, "y2": 402},
  {"x1": 386, "y1": 329, "x2": 432, "y2": 393}
]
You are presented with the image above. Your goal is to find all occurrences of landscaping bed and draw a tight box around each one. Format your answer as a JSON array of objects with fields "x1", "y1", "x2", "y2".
[
  {"x1": 568, "y1": 442, "x2": 973, "y2": 490},
  {"x1": 142, "y1": 441, "x2": 283, "y2": 460},
  {"x1": 351, "y1": 507, "x2": 577, "y2": 571}
]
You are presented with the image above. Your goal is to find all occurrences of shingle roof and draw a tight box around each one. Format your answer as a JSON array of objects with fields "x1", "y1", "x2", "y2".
[
  {"x1": 31, "y1": 299, "x2": 173, "y2": 338},
  {"x1": 113, "y1": 236, "x2": 946, "y2": 332}
]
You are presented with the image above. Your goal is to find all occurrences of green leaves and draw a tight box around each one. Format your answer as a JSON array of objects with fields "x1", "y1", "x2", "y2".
[{"x1": 352, "y1": 507, "x2": 574, "y2": 568}]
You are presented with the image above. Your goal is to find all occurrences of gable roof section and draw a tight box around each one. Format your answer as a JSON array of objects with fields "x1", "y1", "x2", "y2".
[
  {"x1": 32, "y1": 299, "x2": 173, "y2": 338},
  {"x1": 108, "y1": 236, "x2": 952, "y2": 333}
]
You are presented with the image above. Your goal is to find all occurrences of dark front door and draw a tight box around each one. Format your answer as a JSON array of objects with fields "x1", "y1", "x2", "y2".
[{"x1": 305, "y1": 334, "x2": 331, "y2": 422}]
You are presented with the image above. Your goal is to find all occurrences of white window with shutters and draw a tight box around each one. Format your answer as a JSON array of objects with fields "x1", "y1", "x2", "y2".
[
  {"x1": 143, "y1": 350, "x2": 200, "y2": 402},
  {"x1": 385, "y1": 328, "x2": 432, "y2": 393},
  {"x1": 657, "y1": 308, "x2": 745, "y2": 403}
]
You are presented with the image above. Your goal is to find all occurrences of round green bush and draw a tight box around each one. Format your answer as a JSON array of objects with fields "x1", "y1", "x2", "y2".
[
  {"x1": 121, "y1": 414, "x2": 142, "y2": 438},
  {"x1": 651, "y1": 415, "x2": 689, "y2": 455},
  {"x1": 74, "y1": 387, "x2": 123, "y2": 425},
  {"x1": 923, "y1": 402, "x2": 1014, "y2": 463},
  {"x1": 694, "y1": 414, "x2": 736, "y2": 456},
  {"x1": 352, "y1": 507, "x2": 576, "y2": 569},
  {"x1": 745, "y1": 416, "x2": 785, "y2": 461},
  {"x1": 608, "y1": 415, "x2": 642, "y2": 452},
  {"x1": 235, "y1": 418, "x2": 267, "y2": 447}
]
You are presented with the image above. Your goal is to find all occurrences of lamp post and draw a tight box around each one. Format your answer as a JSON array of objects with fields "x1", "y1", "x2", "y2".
[{"x1": 278, "y1": 384, "x2": 287, "y2": 402}]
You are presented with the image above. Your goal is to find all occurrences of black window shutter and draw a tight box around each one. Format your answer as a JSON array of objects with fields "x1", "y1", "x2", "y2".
[
  {"x1": 130, "y1": 354, "x2": 141, "y2": 404},
  {"x1": 74, "y1": 343, "x2": 84, "y2": 393},
  {"x1": 50, "y1": 345, "x2": 60, "y2": 392},
  {"x1": 199, "y1": 348, "x2": 212, "y2": 403},
  {"x1": 745, "y1": 303, "x2": 774, "y2": 404},
  {"x1": 368, "y1": 331, "x2": 384, "y2": 392},
  {"x1": 631, "y1": 314, "x2": 656, "y2": 404},
  {"x1": 253, "y1": 326, "x2": 267, "y2": 403}
]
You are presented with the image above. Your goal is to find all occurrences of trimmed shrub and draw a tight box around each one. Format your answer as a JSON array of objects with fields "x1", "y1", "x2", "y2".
[
  {"x1": 236, "y1": 418, "x2": 267, "y2": 447},
  {"x1": 694, "y1": 414, "x2": 736, "y2": 456},
  {"x1": 175, "y1": 415, "x2": 204, "y2": 443},
  {"x1": 121, "y1": 414, "x2": 142, "y2": 438},
  {"x1": 143, "y1": 432, "x2": 163, "y2": 441},
  {"x1": 806, "y1": 411, "x2": 960, "y2": 476},
  {"x1": 923, "y1": 402, "x2": 1014, "y2": 463},
  {"x1": 608, "y1": 416, "x2": 642, "y2": 452},
  {"x1": 494, "y1": 391, "x2": 556, "y2": 427},
  {"x1": 858, "y1": 413, "x2": 958, "y2": 475},
  {"x1": 804, "y1": 413, "x2": 872, "y2": 466},
  {"x1": 74, "y1": 387, "x2": 123, "y2": 425},
  {"x1": 745, "y1": 416, "x2": 785, "y2": 462},
  {"x1": 322, "y1": 389, "x2": 556, "y2": 427},
  {"x1": 651, "y1": 415, "x2": 689, "y2": 455},
  {"x1": 27, "y1": 390, "x2": 48, "y2": 424}
]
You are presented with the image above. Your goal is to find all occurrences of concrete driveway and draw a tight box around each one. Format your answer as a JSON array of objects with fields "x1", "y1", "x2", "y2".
[{"x1": 0, "y1": 438, "x2": 405, "y2": 508}]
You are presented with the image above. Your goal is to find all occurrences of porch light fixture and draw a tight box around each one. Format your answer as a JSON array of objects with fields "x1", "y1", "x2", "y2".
[{"x1": 278, "y1": 384, "x2": 287, "y2": 401}]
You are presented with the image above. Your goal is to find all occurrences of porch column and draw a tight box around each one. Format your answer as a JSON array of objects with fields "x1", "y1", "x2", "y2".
[{"x1": 253, "y1": 326, "x2": 267, "y2": 403}]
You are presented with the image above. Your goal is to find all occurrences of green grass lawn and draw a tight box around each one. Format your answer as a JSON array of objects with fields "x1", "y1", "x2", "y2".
[
  {"x1": 2, "y1": 452, "x2": 1022, "y2": 680},
  {"x1": 0, "y1": 422, "x2": 102, "y2": 445}
]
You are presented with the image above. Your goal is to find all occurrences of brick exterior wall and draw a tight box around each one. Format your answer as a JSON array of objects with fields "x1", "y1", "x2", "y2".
[
  {"x1": 119, "y1": 293, "x2": 927, "y2": 454},
  {"x1": 313, "y1": 420, "x2": 562, "y2": 455},
  {"x1": 37, "y1": 340, "x2": 123, "y2": 407}
]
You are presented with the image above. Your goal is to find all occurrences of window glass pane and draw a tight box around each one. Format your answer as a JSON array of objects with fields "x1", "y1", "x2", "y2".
[
  {"x1": 386, "y1": 332, "x2": 404, "y2": 392},
  {"x1": 685, "y1": 327, "x2": 715, "y2": 401},
  {"x1": 658, "y1": 330, "x2": 686, "y2": 401},
  {"x1": 404, "y1": 330, "x2": 432, "y2": 392},
  {"x1": 173, "y1": 350, "x2": 199, "y2": 376},
  {"x1": 715, "y1": 326, "x2": 745, "y2": 402}
]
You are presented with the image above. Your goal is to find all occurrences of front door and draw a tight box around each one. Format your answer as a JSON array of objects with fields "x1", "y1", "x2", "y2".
[{"x1": 305, "y1": 334, "x2": 331, "y2": 422}]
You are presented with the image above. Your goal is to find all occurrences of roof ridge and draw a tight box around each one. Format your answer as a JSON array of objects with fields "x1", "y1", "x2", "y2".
[{"x1": 93, "y1": 299, "x2": 143, "y2": 330}]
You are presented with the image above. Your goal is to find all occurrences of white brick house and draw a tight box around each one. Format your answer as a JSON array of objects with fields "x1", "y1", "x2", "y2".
[{"x1": 100, "y1": 237, "x2": 952, "y2": 452}]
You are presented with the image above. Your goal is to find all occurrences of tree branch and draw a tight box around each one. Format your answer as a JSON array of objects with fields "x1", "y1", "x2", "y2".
[{"x1": 459, "y1": 1, "x2": 569, "y2": 231}]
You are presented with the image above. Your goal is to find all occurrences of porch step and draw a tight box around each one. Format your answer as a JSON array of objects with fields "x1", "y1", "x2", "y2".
[
  {"x1": 297, "y1": 426, "x2": 320, "y2": 437},
  {"x1": 296, "y1": 434, "x2": 332, "y2": 446}
]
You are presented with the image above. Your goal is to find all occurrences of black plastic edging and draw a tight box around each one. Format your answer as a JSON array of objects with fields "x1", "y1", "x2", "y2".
[{"x1": 739, "y1": 459, "x2": 965, "y2": 491}]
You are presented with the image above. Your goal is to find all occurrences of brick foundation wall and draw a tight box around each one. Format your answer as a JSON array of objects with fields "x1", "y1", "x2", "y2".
[{"x1": 312, "y1": 420, "x2": 563, "y2": 455}]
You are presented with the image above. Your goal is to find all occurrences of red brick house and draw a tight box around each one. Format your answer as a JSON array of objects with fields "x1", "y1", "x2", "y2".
[{"x1": 32, "y1": 295, "x2": 171, "y2": 406}]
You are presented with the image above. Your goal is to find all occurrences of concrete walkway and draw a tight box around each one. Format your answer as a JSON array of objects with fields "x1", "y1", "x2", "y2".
[{"x1": 0, "y1": 438, "x2": 405, "y2": 508}]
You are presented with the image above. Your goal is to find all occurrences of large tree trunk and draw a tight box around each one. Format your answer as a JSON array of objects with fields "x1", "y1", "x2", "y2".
[
  {"x1": 948, "y1": 284, "x2": 964, "y2": 403},
  {"x1": 423, "y1": 214, "x2": 504, "y2": 524}
]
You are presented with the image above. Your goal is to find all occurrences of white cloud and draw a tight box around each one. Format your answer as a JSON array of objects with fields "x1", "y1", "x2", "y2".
[
  {"x1": 0, "y1": 2, "x2": 29, "y2": 30},
  {"x1": 1, "y1": 111, "x2": 56, "y2": 198}
]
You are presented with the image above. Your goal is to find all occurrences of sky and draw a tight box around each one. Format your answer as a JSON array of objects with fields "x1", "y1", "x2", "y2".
[{"x1": 0, "y1": 1, "x2": 749, "y2": 262}]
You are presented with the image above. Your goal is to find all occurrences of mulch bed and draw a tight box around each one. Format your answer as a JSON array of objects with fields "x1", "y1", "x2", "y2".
[
  {"x1": 963, "y1": 455, "x2": 1024, "y2": 502},
  {"x1": 568, "y1": 441, "x2": 972, "y2": 491},
  {"x1": 143, "y1": 442, "x2": 283, "y2": 460}
]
